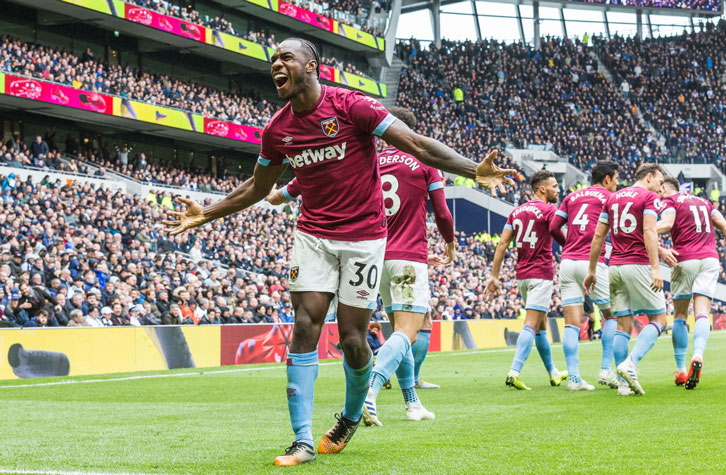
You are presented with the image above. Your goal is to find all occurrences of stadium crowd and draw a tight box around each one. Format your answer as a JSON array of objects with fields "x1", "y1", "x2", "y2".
[
  {"x1": 2, "y1": 171, "x2": 720, "y2": 329},
  {"x1": 596, "y1": 21, "x2": 726, "y2": 168},
  {"x1": 127, "y1": 0, "x2": 384, "y2": 42}
]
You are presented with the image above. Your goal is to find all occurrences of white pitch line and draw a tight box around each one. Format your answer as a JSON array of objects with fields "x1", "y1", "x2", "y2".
[{"x1": 0, "y1": 469, "x2": 166, "y2": 475}]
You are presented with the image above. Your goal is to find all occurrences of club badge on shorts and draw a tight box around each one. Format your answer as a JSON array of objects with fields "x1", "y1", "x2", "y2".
[
  {"x1": 321, "y1": 117, "x2": 339, "y2": 137},
  {"x1": 290, "y1": 266, "x2": 299, "y2": 281}
]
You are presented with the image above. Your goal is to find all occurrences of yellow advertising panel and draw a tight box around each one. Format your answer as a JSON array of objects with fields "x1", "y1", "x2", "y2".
[
  {"x1": 438, "y1": 320, "x2": 566, "y2": 351},
  {"x1": 340, "y1": 71, "x2": 387, "y2": 97},
  {"x1": 208, "y1": 31, "x2": 272, "y2": 63},
  {"x1": 114, "y1": 99, "x2": 204, "y2": 132},
  {"x1": 338, "y1": 24, "x2": 383, "y2": 51},
  {"x1": 0, "y1": 327, "x2": 221, "y2": 381},
  {"x1": 58, "y1": 0, "x2": 126, "y2": 16},
  {"x1": 0, "y1": 73, "x2": 4, "y2": 94},
  {"x1": 245, "y1": 0, "x2": 279, "y2": 10}
]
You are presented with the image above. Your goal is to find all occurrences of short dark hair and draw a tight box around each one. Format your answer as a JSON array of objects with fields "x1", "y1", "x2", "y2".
[
  {"x1": 284, "y1": 37, "x2": 320, "y2": 78},
  {"x1": 664, "y1": 176, "x2": 680, "y2": 191},
  {"x1": 634, "y1": 163, "x2": 664, "y2": 181},
  {"x1": 591, "y1": 160, "x2": 619, "y2": 185},
  {"x1": 530, "y1": 170, "x2": 555, "y2": 191},
  {"x1": 388, "y1": 106, "x2": 416, "y2": 129}
]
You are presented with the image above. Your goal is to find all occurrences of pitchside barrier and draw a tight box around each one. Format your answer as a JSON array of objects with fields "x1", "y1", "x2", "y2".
[{"x1": 1, "y1": 315, "x2": 723, "y2": 380}]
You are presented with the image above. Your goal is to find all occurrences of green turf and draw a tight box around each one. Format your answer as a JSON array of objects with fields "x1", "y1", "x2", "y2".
[{"x1": 2, "y1": 332, "x2": 726, "y2": 475}]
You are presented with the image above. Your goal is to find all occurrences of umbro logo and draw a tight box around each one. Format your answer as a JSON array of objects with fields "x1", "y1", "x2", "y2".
[
  {"x1": 357, "y1": 290, "x2": 369, "y2": 298},
  {"x1": 283, "y1": 136, "x2": 294, "y2": 143}
]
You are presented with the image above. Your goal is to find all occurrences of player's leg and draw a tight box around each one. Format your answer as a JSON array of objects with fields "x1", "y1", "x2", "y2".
[
  {"x1": 686, "y1": 258, "x2": 719, "y2": 389},
  {"x1": 560, "y1": 260, "x2": 593, "y2": 391},
  {"x1": 275, "y1": 232, "x2": 338, "y2": 466},
  {"x1": 527, "y1": 279, "x2": 565, "y2": 385},
  {"x1": 318, "y1": 237, "x2": 385, "y2": 454},
  {"x1": 609, "y1": 265, "x2": 635, "y2": 396},
  {"x1": 506, "y1": 279, "x2": 538, "y2": 390},
  {"x1": 413, "y1": 314, "x2": 437, "y2": 388},
  {"x1": 618, "y1": 265, "x2": 667, "y2": 395},
  {"x1": 391, "y1": 311, "x2": 434, "y2": 421},
  {"x1": 591, "y1": 262, "x2": 617, "y2": 388},
  {"x1": 670, "y1": 261, "x2": 695, "y2": 384},
  {"x1": 362, "y1": 261, "x2": 396, "y2": 426},
  {"x1": 671, "y1": 297, "x2": 690, "y2": 386}
]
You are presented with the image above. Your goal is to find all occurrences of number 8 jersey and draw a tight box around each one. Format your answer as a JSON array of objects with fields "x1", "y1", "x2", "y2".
[
  {"x1": 599, "y1": 186, "x2": 661, "y2": 265},
  {"x1": 378, "y1": 146, "x2": 452, "y2": 263},
  {"x1": 504, "y1": 200, "x2": 558, "y2": 280}
]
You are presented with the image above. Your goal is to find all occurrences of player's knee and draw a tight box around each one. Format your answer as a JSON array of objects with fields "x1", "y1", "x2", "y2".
[{"x1": 339, "y1": 333, "x2": 368, "y2": 360}]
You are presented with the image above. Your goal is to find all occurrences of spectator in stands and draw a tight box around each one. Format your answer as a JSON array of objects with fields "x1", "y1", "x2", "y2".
[{"x1": 67, "y1": 308, "x2": 89, "y2": 327}]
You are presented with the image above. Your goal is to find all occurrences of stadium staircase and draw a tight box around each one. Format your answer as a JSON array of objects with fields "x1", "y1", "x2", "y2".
[{"x1": 379, "y1": 57, "x2": 403, "y2": 109}]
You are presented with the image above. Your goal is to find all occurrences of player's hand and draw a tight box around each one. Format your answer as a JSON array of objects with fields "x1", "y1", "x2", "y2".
[
  {"x1": 443, "y1": 241, "x2": 456, "y2": 265},
  {"x1": 475, "y1": 150, "x2": 517, "y2": 197},
  {"x1": 659, "y1": 247, "x2": 679, "y2": 268},
  {"x1": 266, "y1": 187, "x2": 287, "y2": 206},
  {"x1": 650, "y1": 268, "x2": 663, "y2": 292},
  {"x1": 583, "y1": 272, "x2": 597, "y2": 295},
  {"x1": 427, "y1": 254, "x2": 446, "y2": 266},
  {"x1": 485, "y1": 278, "x2": 501, "y2": 298},
  {"x1": 162, "y1": 197, "x2": 207, "y2": 236}
]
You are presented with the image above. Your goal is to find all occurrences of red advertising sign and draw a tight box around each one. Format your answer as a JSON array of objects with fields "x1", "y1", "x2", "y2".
[
  {"x1": 203, "y1": 118, "x2": 263, "y2": 144},
  {"x1": 125, "y1": 4, "x2": 206, "y2": 42},
  {"x1": 278, "y1": 2, "x2": 335, "y2": 32},
  {"x1": 221, "y1": 323, "x2": 342, "y2": 365},
  {"x1": 319, "y1": 64, "x2": 336, "y2": 82},
  {"x1": 4, "y1": 75, "x2": 113, "y2": 115}
]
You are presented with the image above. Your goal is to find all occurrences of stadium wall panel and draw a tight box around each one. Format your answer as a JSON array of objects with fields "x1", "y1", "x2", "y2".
[{"x1": 0, "y1": 327, "x2": 220, "y2": 380}]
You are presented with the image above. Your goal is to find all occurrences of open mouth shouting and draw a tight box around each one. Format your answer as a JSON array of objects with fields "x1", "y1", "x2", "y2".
[{"x1": 273, "y1": 72, "x2": 289, "y2": 90}]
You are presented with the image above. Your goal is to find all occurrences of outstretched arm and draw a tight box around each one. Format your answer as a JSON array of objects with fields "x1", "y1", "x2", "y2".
[
  {"x1": 381, "y1": 120, "x2": 516, "y2": 196},
  {"x1": 485, "y1": 228, "x2": 514, "y2": 298},
  {"x1": 429, "y1": 187, "x2": 455, "y2": 265},
  {"x1": 163, "y1": 163, "x2": 284, "y2": 235}
]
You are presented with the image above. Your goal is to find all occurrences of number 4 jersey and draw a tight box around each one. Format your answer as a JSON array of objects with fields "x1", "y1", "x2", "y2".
[
  {"x1": 599, "y1": 185, "x2": 661, "y2": 265},
  {"x1": 504, "y1": 200, "x2": 558, "y2": 280},
  {"x1": 378, "y1": 146, "x2": 453, "y2": 263},
  {"x1": 556, "y1": 186, "x2": 612, "y2": 263},
  {"x1": 660, "y1": 193, "x2": 719, "y2": 262}
]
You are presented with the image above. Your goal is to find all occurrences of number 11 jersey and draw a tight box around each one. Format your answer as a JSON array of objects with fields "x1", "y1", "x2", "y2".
[
  {"x1": 504, "y1": 200, "x2": 558, "y2": 280},
  {"x1": 660, "y1": 193, "x2": 719, "y2": 262}
]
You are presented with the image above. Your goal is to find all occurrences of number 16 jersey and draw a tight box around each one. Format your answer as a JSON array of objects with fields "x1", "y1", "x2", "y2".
[
  {"x1": 504, "y1": 200, "x2": 557, "y2": 280},
  {"x1": 599, "y1": 185, "x2": 660, "y2": 266}
]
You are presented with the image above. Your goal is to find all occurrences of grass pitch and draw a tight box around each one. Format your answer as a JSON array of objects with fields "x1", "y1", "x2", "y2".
[{"x1": 2, "y1": 332, "x2": 726, "y2": 475}]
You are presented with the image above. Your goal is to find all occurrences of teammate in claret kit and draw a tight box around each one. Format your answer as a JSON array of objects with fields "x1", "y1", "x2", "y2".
[
  {"x1": 486, "y1": 170, "x2": 568, "y2": 391},
  {"x1": 163, "y1": 37, "x2": 515, "y2": 466}
]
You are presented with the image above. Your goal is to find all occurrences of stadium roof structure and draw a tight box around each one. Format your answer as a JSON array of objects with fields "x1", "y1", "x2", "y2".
[{"x1": 400, "y1": 0, "x2": 722, "y2": 46}]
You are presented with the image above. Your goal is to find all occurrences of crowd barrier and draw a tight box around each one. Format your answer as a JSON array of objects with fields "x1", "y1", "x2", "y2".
[{"x1": 2, "y1": 315, "x2": 723, "y2": 380}]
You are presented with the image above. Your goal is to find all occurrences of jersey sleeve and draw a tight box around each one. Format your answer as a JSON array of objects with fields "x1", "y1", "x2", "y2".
[
  {"x1": 504, "y1": 212, "x2": 514, "y2": 231},
  {"x1": 282, "y1": 178, "x2": 301, "y2": 201},
  {"x1": 707, "y1": 199, "x2": 717, "y2": 217},
  {"x1": 425, "y1": 166, "x2": 445, "y2": 193},
  {"x1": 599, "y1": 197, "x2": 611, "y2": 225},
  {"x1": 643, "y1": 192, "x2": 660, "y2": 217},
  {"x1": 555, "y1": 198, "x2": 568, "y2": 219},
  {"x1": 258, "y1": 124, "x2": 288, "y2": 167},
  {"x1": 345, "y1": 91, "x2": 396, "y2": 137},
  {"x1": 660, "y1": 197, "x2": 676, "y2": 216}
]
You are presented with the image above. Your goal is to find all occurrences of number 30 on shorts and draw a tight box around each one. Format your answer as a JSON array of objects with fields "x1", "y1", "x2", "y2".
[{"x1": 349, "y1": 262, "x2": 379, "y2": 289}]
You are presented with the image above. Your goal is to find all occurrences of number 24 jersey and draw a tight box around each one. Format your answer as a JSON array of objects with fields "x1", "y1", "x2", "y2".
[{"x1": 504, "y1": 200, "x2": 557, "y2": 280}]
